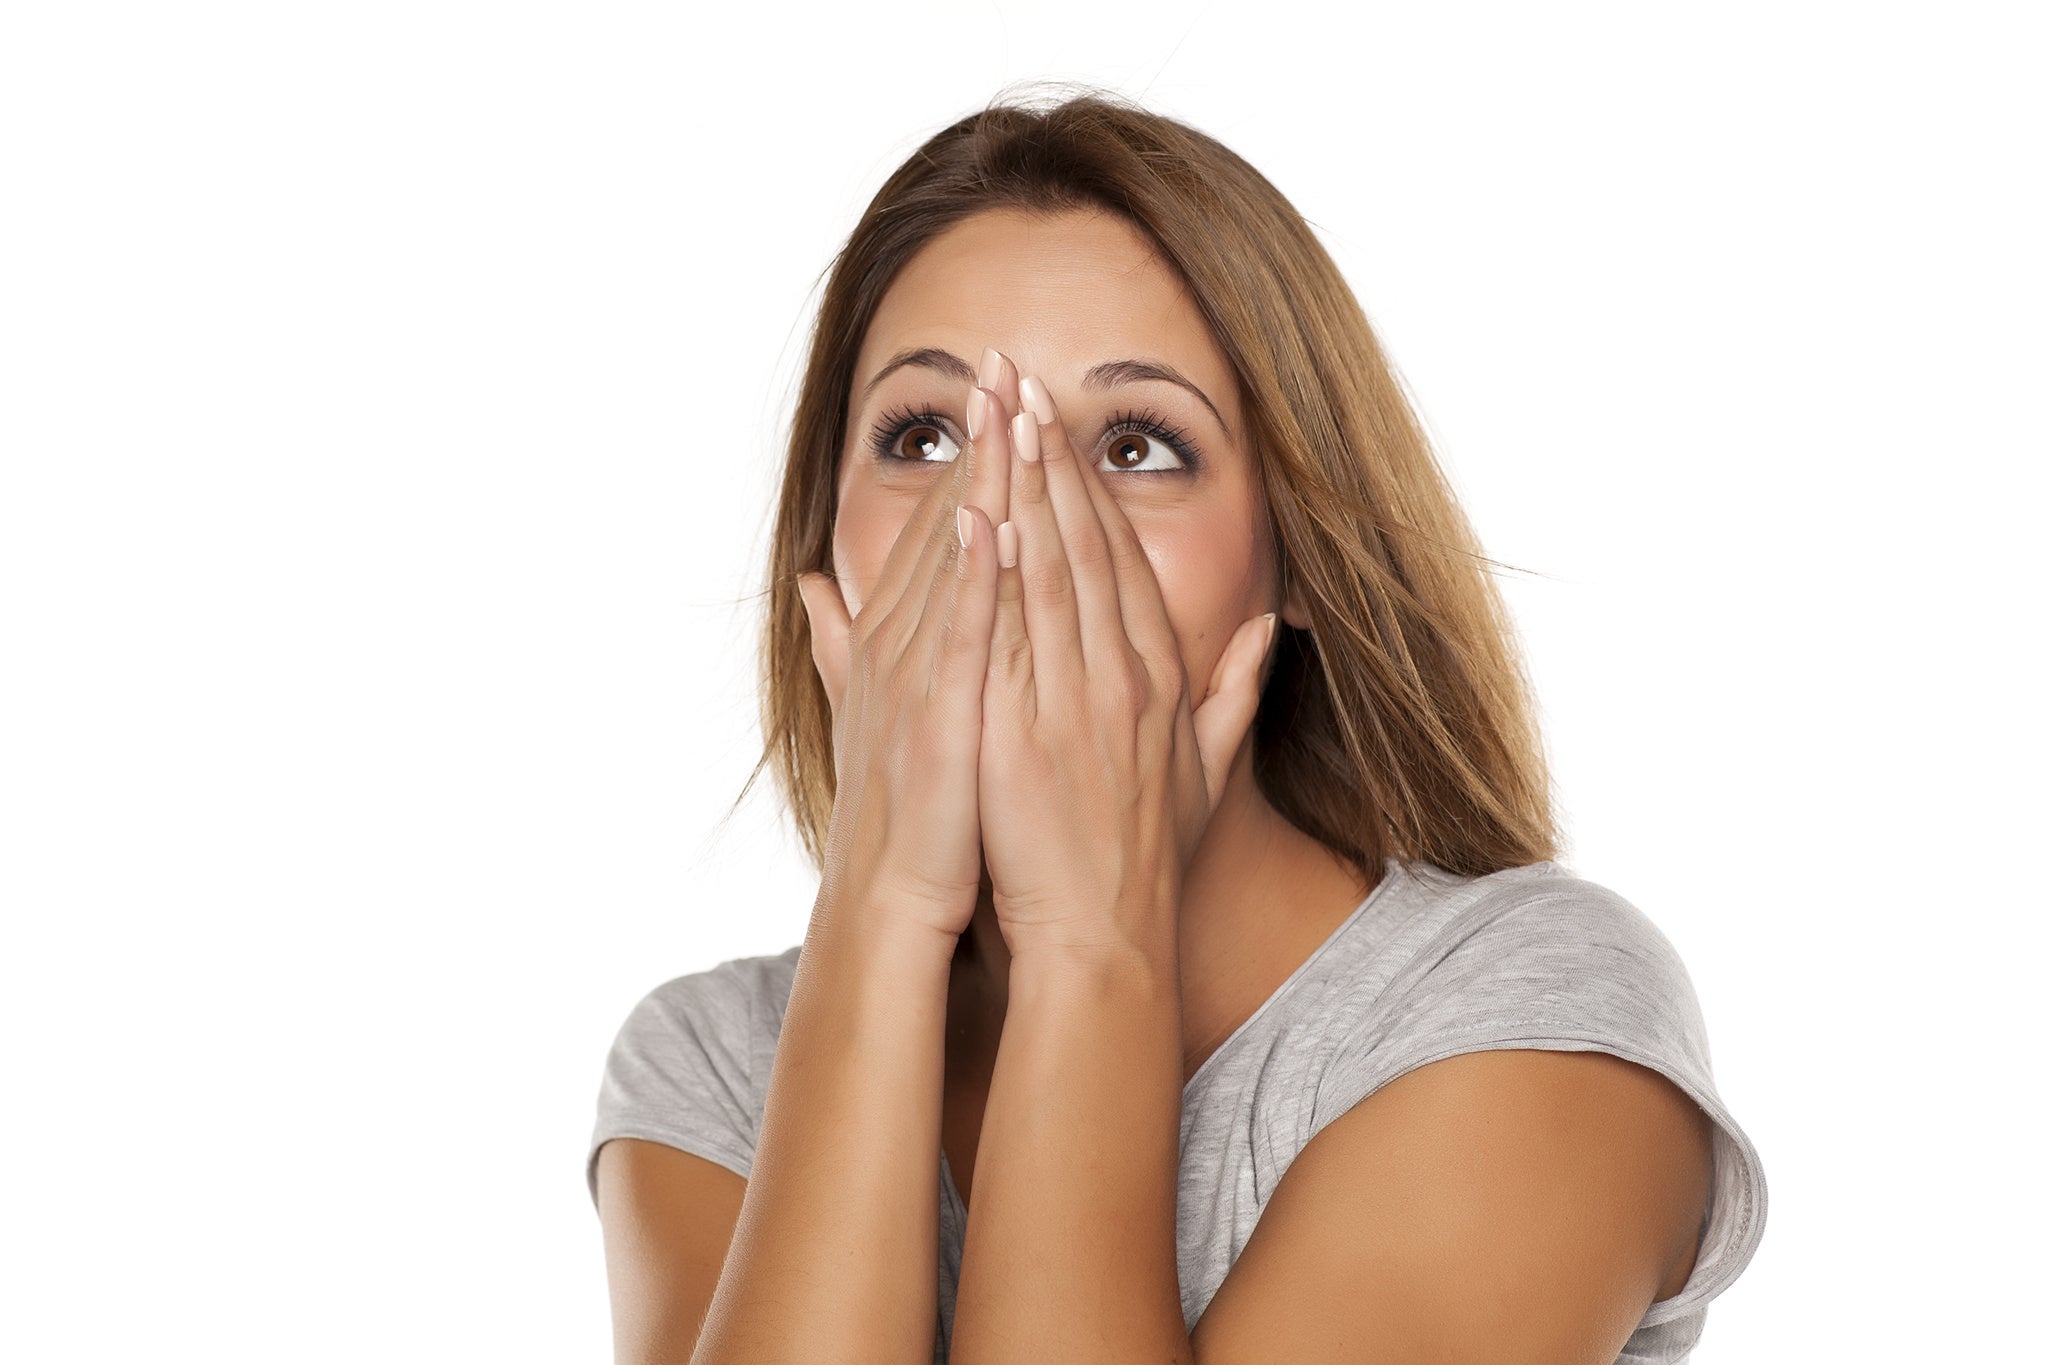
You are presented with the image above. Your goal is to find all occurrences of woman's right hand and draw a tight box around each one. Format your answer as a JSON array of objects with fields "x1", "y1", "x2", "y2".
[{"x1": 794, "y1": 365, "x2": 1019, "y2": 944}]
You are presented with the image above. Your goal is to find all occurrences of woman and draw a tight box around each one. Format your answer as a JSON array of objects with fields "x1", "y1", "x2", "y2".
[{"x1": 588, "y1": 89, "x2": 1767, "y2": 1364}]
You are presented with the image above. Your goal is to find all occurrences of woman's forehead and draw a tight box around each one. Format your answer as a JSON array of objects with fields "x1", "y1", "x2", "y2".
[{"x1": 854, "y1": 209, "x2": 1239, "y2": 423}]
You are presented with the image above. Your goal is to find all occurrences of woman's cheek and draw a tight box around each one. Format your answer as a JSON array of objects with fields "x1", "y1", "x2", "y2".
[
  {"x1": 830, "y1": 483, "x2": 909, "y2": 622},
  {"x1": 1131, "y1": 523, "x2": 1250, "y2": 690}
]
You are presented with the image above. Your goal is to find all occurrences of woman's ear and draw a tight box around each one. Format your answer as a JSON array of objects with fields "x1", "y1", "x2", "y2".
[{"x1": 1280, "y1": 577, "x2": 1311, "y2": 632}]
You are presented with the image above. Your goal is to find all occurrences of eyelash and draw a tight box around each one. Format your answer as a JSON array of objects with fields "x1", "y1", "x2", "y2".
[{"x1": 866, "y1": 403, "x2": 1204, "y2": 475}]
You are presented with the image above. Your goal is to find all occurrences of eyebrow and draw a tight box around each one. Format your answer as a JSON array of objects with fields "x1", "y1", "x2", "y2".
[{"x1": 858, "y1": 346, "x2": 1233, "y2": 439}]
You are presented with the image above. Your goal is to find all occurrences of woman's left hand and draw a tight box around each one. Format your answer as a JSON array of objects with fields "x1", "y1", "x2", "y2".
[{"x1": 977, "y1": 372, "x2": 1279, "y2": 962}]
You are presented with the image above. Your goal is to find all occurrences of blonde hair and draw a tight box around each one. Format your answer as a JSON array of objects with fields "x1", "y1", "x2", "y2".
[{"x1": 738, "y1": 84, "x2": 1560, "y2": 882}]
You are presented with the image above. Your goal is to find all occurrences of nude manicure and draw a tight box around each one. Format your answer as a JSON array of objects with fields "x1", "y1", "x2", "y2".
[
  {"x1": 1018, "y1": 375, "x2": 1056, "y2": 424},
  {"x1": 1011, "y1": 411, "x2": 1040, "y2": 462}
]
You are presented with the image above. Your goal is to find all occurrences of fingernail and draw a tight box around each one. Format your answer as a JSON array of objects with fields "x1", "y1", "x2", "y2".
[
  {"x1": 978, "y1": 347, "x2": 1004, "y2": 390},
  {"x1": 997, "y1": 521, "x2": 1018, "y2": 568},
  {"x1": 1010, "y1": 411, "x2": 1041, "y2": 462},
  {"x1": 1018, "y1": 375, "x2": 1056, "y2": 424},
  {"x1": 957, "y1": 506, "x2": 974, "y2": 549},
  {"x1": 1263, "y1": 612, "x2": 1279, "y2": 651},
  {"x1": 967, "y1": 386, "x2": 988, "y2": 441}
]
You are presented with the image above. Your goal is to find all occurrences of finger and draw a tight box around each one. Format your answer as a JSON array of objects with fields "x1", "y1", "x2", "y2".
[
  {"x1": 904, "y1": 499, "x2": 1002, "y2": 719},
  {"x1": 988, "y1": 516, "x2": 1028, "y2": 699},
  {"x1": 963, "y1": 383, "x2": 1012, "y2": 587},
  {"x1": 889, "y1": 380, "x2": 1011, "y2": 660},
  {"x1": 1005, "y1": 407, "x2": 1085, "y2": 698},
  {"x1": 857, "y1": 405, "x2": 982, "y2": 633},
  {"x1": 1063, "y1": 409, "x2": 1183, "y2": 688},
  {"x1": 796, "y1": 570, "x2": 853, "y2": 717},
  {"x1": 1190, "y1": 612, "x2": 1279, "y2": 808},
  {"x1": 978, "y1": 346, "x2": 1021, "y2": 425},
  {"x1": 1018, "y1": 375, "x2": 1127, "y2": 676},
  {"x1": 976, "y1": 351, "x2": 1026, "y2": 698},
  {"x1": 873, "y1": 393, "x2": 1005, "y2": 660}
]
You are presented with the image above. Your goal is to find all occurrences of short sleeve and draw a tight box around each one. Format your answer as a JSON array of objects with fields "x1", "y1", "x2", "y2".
[
  {"x1": 585, "y1": 956, "x2": 773, "y2": 1208},
  {"x1": 1308, "y1": 875, "x2": 1769, "y2": 1340}
]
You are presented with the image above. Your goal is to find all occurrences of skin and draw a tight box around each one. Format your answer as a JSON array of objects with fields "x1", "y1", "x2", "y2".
[
  {"x1": 830, "y1": 205, "x2": 1378, "y2": 1205},
  {"x1": 592, "y1": 203, "x2": 1713, "y2": 1365}
]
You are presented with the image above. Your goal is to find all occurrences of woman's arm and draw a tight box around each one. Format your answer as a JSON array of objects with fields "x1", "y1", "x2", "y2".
[
  {"x1": 947, "y1": 371, "x2": 1267, "y2": 1363},
  {"x1": 594, "y1": 898, "x2": 954, "y2": 1365},
  {"x1": 685, "y1": 899, "x2": 956, "y2": 1365},
  {"x1": 659, "y1": 380, "x2": 1009, "y2": 1363},
  {"x1": 595, "y1": 1139, "x2": 749, "y2": 1365},
  {"x1": 949, "y1": 932, "x2": 1193, "y2": 1365},
  {"x1": 947, "y1": 940, "x2": 1713, "y2": 1365}
]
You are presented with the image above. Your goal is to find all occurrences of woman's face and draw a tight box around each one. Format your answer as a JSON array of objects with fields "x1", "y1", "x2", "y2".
[{"x1": 834, "y1": 206, "x2": 1294, "y2": 707}]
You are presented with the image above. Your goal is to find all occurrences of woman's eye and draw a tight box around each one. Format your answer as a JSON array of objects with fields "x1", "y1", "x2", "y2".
[
  {"x1": 877, "y1": 418, "x2": 961, "y2": 465},
  {"x1": 868, "y1": 406, "x2": 1199, "y2": 476},
  {"x1": 1100, "y1": 429, "x2": 1187, "y2": 475}
]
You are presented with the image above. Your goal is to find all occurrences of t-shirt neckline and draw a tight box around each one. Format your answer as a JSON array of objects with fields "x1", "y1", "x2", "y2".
[{"x1": 1179, "y1": 854, "x2": 1406, "y2": 1095}]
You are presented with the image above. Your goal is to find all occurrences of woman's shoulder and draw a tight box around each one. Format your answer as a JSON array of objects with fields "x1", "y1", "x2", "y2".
[
  {"x1": 1292, "y1": 856, "x2": 1722, "y2": 1139},
  {"x1": 624, "y1": 942, "x2": 805, "y2": 1043},
  {"x1": 1303, "y1": 858, "x2": 1769, "y2": 1345},
  {"x1": 1452, "y1": 858, "x2": 1685, "y2": 954},
  {"x1": 1293, "y1": 857, "x2": 1679, "y2": 1000},
  {"x1": 599, "y1": 943, "x2": 805, "y2": 1123},
  {"x1": 587, "y1": 943, "x2": 804, "y2": 1196},
  {"x1": 1374, "y1": 858, "x2": 1704, "y2": 1039},
  {"x1": 1366, "y1": 857, "x2": 1692, "y2": 990}
]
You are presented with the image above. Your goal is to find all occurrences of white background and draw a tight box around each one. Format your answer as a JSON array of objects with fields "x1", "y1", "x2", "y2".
[{"x1": 3, "y1": 2, "x2": 2040, "y2": 1360}]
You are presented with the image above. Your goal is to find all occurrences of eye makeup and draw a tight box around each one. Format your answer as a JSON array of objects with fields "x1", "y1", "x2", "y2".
[{"x1": 865, "y1": 401, "x2": 1206, "y2": 476}]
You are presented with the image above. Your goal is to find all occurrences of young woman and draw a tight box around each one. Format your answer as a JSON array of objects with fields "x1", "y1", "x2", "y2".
[{"x1": 587, "y1": 90, "x2": 1767, "y2": 1365}]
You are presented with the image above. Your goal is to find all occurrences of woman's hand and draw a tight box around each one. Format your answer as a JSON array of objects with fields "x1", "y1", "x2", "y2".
[
  {"x1": 976, "y1": 371, "x2": 1279, "y2": 961},
  {"x1": 795, "y1": 380, "x2": 1015, "y2": 944}
]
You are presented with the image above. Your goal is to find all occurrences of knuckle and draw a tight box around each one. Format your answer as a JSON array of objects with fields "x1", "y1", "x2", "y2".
[
  {"x1": 1144, "y1": 650, "x2": 1185, "y2": 712},
  {"x1": 1103, "y1": 654, "x2": 1151, "y2": 715},
  {"x1": 991, "y1": 630, "x2": 1031, "y2": 675},
  {"x1": 934, "y1": 610, "x2": 974, "y2": 662},
  {"x1": 1024, "y1": 561, "x2": 1073, "y2": 608},
  {"x1": 1163, "y1": 658, "x2": 1196, "y2": 703},
  {"x1": 1067, "y1": 530, "x2": 1112, "y2": 574}
]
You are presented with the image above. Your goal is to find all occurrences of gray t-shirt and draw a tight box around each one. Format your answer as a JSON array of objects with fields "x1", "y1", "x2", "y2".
[{"x1": 587, "y1": 857, "x2": 1768, "y2": 1364}]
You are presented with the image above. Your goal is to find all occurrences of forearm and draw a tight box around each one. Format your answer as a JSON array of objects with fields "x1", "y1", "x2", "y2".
[
  {"x1": 691, "y1": 895, "x2": 955, "y2": 1365},
  {"x1": 949, "y1": 935, "x2": 1193, "y2": 1364}
]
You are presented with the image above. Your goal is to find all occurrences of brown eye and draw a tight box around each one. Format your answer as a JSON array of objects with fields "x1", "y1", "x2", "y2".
[
  {"x1": 869, "y1": 412, "x2": 962, "y2": 465},
  {"x1": 1096, "y1": 427, "x2": 1187, "y2": 475},
  {"x1": 1106, "y1": 434, "x2": 1148, "y2": 470},
  {"x1": 896, "y1": 423, "x2": 945, "y2": 460}
]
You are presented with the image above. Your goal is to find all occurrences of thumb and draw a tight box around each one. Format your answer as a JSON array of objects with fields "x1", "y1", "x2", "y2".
[
  {"x1": 1190, "y1": 612, "x2": 1278, "y2": 810},
  {"x1": 795, "y1": 571, "x2": 852, "y2": 718}
]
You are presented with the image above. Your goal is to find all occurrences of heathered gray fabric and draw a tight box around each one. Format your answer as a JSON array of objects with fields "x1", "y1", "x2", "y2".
[{"x1": 588, "y1": 857, "x2": 1768, "y2": 1364}]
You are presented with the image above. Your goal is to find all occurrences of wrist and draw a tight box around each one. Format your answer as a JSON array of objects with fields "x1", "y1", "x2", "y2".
[
  {"x1": 1004, "y1": 935, "x2": 1182, "y2": 1043},
  {"x1": 1001, "y1": 915, "x2": 1180, "y2": 987},
  {"x1": 994, "y1": 887, "x2": 1180, "y2": 975},
  {"x1": 809, "y1": 887, "x2": 963, "y2": 972}
]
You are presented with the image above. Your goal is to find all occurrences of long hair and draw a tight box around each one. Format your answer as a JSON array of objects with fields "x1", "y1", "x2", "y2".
[{"x1": 738, "y1": 83, "x2": 1560, "y2": 883}]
